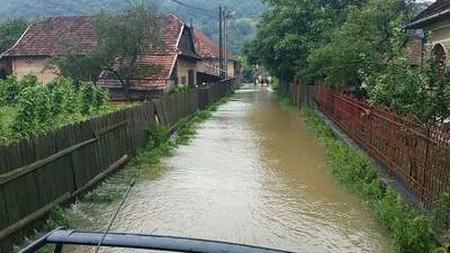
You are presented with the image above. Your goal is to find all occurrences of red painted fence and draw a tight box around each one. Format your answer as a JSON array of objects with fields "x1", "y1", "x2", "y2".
[{"x1": 316, "y1": 82, "x2": 450, "y2": 208}]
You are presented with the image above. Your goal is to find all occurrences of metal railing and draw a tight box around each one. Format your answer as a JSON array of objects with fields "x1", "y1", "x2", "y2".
[{"x1": 316, "y1": 83, "x2": 450, "y2": 209}]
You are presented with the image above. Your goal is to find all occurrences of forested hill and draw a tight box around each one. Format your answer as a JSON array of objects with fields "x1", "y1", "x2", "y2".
[{"x1": 0, "y1": 0, "x2": 268, "y2": 52}]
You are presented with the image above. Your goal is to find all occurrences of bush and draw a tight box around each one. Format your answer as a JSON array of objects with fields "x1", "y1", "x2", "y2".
[
  {"x1": 145, "y1": 124, "x2": 168, "y2": 149},
  {"x1": 0, "y1": 74, "x2": 38, "y2": 106},
  {"x1": 167, "y1": 84, "x2": 191, "y2": 95}
]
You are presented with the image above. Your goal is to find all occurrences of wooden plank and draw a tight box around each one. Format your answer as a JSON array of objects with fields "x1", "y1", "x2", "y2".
[
  {"x1": 8, "y1": 142, "x2": 21, "y2": 176},
  {"x1": 34, "y1": 131, "x2": 58, "y2": 212},
  {"x1": 97, "y1": 116, "x2": 108, "y2": 172},
  {"x1": 103, "y1": 114, "x2": 113, "y2": 167},
  {"x1": 0, "y1": 188, "x2": 8, "y2": 231},
  {"x1": 2, "y1": 161, "x2": 40, "y2": 229},
  {"x1": 0, "y1": 138, "x2": 97, "y2": 186},
  {"x1": 81, "y1": 120, "x2": 99, "y2": 181},
  {"x1": 124, "y1": 108, "x2": 133, "y2": 154},
  {"x1": 72, "y1": 155, "x2": 129, "y2": 197},
  {"x1": 107, "y1": 113, "x2": 117, "y2": 164},
  {"x1": 0, "y1": 192, "x2": 71, "y2": 241},
  {"x1": 0, "y1": 145, "x2": 6, "y2": 174},
  {"x1": 154, "y1": 99, "x2": 169, "y2": 128},
  {"x1": 54, "y1": 125, "x2": 76, "y2": 195},
  {"x1": 94, "y1": 121, "x2": 128, "y2": 138},
  {"x1": 130, "y1": 107, "x2": 139, "y2": 150},
  {"x1": 70, "y1": 123, "x2": 83, "y2": 190},
  {"x1": 18, "y1": 139, "x2": 35, "y2": 172},
  {"x1": 119, "y1": 111, "x2": 128, "y2": 157}
]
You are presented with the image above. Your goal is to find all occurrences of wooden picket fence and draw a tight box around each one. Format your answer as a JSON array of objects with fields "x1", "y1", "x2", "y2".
[{"x1": 0, "y1": 78, "x2": 240, "y2": 248}]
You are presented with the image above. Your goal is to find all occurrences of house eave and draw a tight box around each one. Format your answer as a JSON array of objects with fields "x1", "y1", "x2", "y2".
[{"x1": 405, "y1": 9, "x2": 450, "y2": 29}]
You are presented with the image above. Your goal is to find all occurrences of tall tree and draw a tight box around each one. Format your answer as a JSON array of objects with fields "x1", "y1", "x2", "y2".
[
  {"x1": 93, "y1": 1, "x2": 164, "y2": 98},
  {"x1": 242, "y1": 0, "x2": 367, "y2": 82}
]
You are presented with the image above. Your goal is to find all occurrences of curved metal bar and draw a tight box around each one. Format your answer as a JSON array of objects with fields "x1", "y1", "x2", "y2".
[
  {"x1": 44, "y1": 229, "x2": 300, "y2": 253},
  {"x1": 18, "y1": 228, "x2": 65, "y2": 253}
]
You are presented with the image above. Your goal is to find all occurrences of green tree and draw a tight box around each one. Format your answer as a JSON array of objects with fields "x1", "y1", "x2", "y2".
[
  {"x1": 93, "y1": 1, "x2": 163, "y2": 98},
  {"x1": 369, "y1": 51, "x2": 450, "y2": 125},
  {"x1": 49, "y1": 54, "x2": 101, "y2": 84},
  {"x1": 0, "y1": 18, "x2": 28, "y2": 53},
  {"x1": 307, "y1": 0, "x2": 411, "y2": 88},
  {"x1": 242, "y1": 0, "x2": 368, "y2": 81}
]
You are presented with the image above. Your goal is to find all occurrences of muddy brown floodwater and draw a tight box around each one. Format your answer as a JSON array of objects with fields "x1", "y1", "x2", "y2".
[{"x1": 68, "y1": 84, "x2": 393, "y2": 253}]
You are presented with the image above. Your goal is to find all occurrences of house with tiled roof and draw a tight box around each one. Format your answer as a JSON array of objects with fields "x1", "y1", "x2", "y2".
[
  {"x1": 193, "y1": 29, "x2": 236, "y2": 83},
  {"x1": 406, "y1": 0, "x2": 450, "y2": 64},
  {"x1": 0, "y1": 16, "x2": 95, "y2": 83},
  {"x1": 0, "y1": 14, "x2": 201, "y2": 100}
]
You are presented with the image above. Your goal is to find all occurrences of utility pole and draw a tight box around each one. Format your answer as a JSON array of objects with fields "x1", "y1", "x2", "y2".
[
  {"x1": 224, "y1": 7, "x2": 228, "y2": 79},
  {"x1": 219, "y1": 6, "x2": 224, "y2": 79}
]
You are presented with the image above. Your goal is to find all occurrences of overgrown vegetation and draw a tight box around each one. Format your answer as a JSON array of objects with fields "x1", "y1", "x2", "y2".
[
  {"x1": 368, "y1": 54, "x2": 450, "y2": 125},
  {"x1": 300, "y1": 108, "x2": 449, "y2": 253},
  {"x1": 47, "y1": 206, "x2": 72, "y2": 230},
  {"x1": 167, "y1": 84, "x2": 191, "y2": 95},
  {"x1": 0, "y1": 74, "x2": 111, "y2": 143}
]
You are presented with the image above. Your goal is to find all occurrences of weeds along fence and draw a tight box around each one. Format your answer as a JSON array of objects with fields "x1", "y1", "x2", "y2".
[
  {"x1": 316, "y1": 82, "x2": 450, "y2": 209},
  {"x1": 0, "y1": 77, "x2": 240, "y2": 246}
]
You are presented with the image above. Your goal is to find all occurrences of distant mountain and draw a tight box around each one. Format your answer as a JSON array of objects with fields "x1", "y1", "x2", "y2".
[{"x1": 0, "y1": 0, "x2": 268, "y2": 52}]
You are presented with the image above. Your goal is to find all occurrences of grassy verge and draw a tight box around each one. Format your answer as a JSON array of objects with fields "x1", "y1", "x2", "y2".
[
  {"x1": 300, "y1": 108, "x2": 449, "y2": 253},
  {"x1": 273, "y1": 87, "x2": 295, "y2": 107}
]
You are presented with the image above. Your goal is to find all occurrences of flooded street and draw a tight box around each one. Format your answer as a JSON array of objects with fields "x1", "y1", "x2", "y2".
[{"x1": 70, "y1": 85, "x2": 392, "y2": 253}]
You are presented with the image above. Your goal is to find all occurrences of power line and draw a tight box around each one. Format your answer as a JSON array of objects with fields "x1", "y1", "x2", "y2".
[
  {"x1": 168, "y1": 0, "x2": 246, "y2": 37},
  {"x1": 169, "y1": 0, "x2": 213, "y2": 13},
  {"x1": 229, "y1": 15, "x2": 247, "y2": 37}
]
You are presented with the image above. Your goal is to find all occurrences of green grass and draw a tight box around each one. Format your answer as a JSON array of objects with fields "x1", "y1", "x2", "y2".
[
  {"x1": 272, "y1": 86, "x2": 295, "y2": 107},
  {"x1": 300, "y1": 108, "x2": 449, "y2": 253}
]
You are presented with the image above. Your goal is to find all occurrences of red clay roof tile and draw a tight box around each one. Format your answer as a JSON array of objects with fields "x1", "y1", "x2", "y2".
[
  {"x1": 1, "y1": 16, "x2": 96, "y2": 57},
  {"x1": 193, "y1": 29, "x2": 234, "y2": 60},
  {"x1": 1, "y1": 14, "x2": 185, "y2": 57}
]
